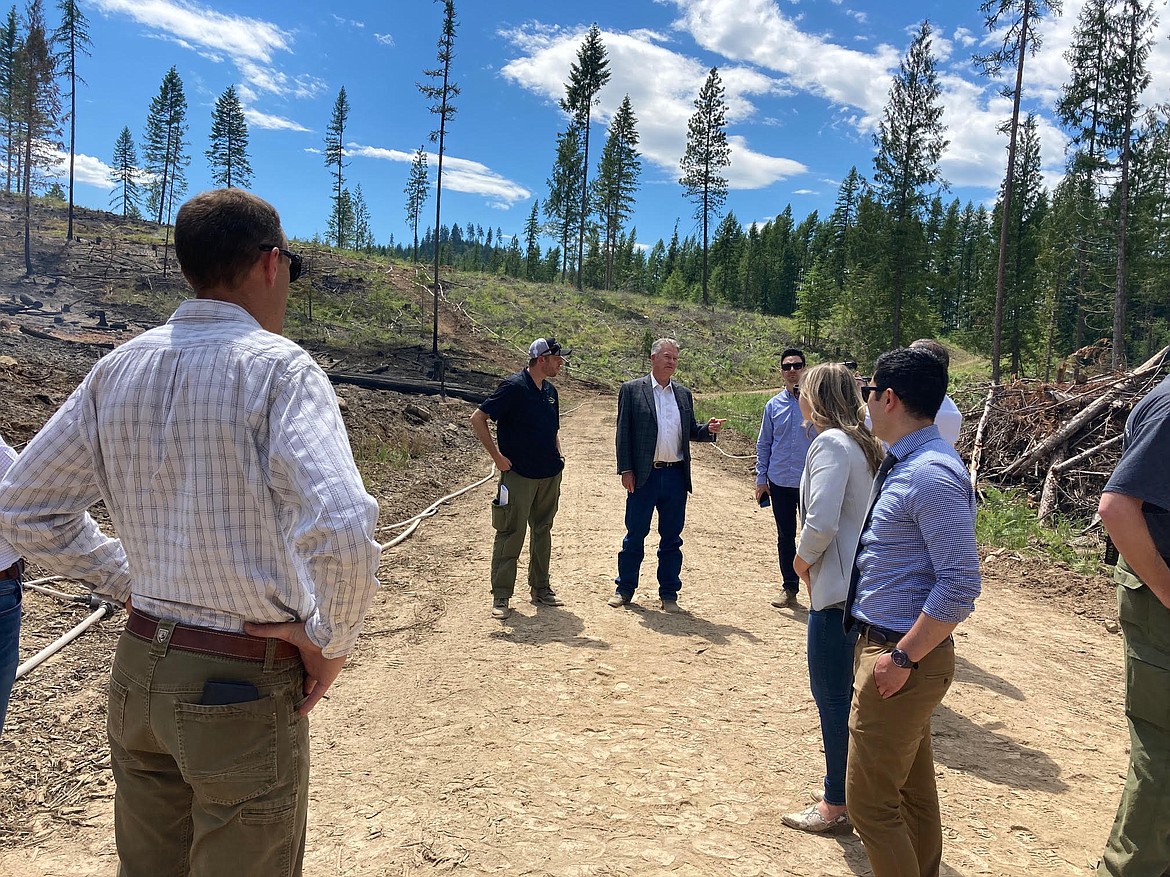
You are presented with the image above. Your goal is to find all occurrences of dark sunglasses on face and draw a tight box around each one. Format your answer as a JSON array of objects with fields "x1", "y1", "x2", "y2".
[
  {"x1": 258, "y1": 245, "x2": 304, "y2": 283},
  {"x1": 860, "y1": 385, "x2": 885, "y2": 401},
  {"x1": 780, "y1": 362, "x2": 805, "y2": 372}
]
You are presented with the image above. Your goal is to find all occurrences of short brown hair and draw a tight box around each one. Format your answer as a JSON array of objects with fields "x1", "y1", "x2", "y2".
[{"x1": 174, "y1": 189, "x2": 284, "y2": 291}]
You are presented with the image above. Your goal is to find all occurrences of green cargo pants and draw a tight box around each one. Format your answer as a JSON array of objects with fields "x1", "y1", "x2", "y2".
[
  {"x1": 1097, "y1": 557, "x2": 1170, "y2": 877},
  {"x1": 490, "y1": 468, "x2": 562, "y2": 599}
]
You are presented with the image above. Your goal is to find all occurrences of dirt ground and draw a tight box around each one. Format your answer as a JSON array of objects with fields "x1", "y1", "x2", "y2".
[{"x1": 0, "y1": 386, "x2": 1129, "y2": 876}]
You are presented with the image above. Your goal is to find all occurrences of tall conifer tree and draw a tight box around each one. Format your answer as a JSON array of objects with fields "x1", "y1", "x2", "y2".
[
  {"x1": 871, "y1": 20, "x2": 948, "y2": 347},
  {"x1": 51, "y1": 0, "x2": 90, "y2": 240},
  {"x1": 679, "y1": 66, "x2": 730, "y2": 308},
  {"x1": 324, "y1": 86, "x2": 350, "y2": 247},
  {"x1": 593, "y1": 93, "x2": 640, "y2": 291},
  {"x1": 206, "y1": 84, "x2": 251, "y2": 189},
  {"x1": 17, "y1": 0, "x2": 59, "y2": 274},
  {"x1": 110, "y1": 125, "x2": 140, "y2": 218},
  {"x1": 417, "y1": 0, "x2": 458, "y2": 355},
  {"x1": 404, "y1": 145, "x2": 429, "y2": 262},
  {"x1": 560, "y1": 24, "x2": 610, "y2": 291}
]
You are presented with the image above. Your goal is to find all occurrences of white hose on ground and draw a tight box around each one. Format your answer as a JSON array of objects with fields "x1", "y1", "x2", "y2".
[
  {"x1": 377, "y1": 467, "x2": 497, "y2": 550},
  {"x1": 15, "y1": 600, "x2": 116, "y2": 680}
]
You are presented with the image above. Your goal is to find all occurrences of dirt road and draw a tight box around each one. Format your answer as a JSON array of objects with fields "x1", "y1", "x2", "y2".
[{"x1": 0, "y1": 397, "x2": 1127, "y2": 876}]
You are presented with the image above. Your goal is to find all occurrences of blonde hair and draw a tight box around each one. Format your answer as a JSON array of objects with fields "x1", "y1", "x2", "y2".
[{"x1": 800, "y1": 363, "x2": 884, "y2": 474}]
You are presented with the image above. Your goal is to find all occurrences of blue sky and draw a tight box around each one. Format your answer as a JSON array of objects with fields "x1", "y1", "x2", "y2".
[{"x1": 48, "y1": 0, "x2": 1170, "y2": 251}]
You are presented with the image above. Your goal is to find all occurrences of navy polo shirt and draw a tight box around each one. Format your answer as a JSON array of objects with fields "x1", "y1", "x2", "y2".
[{"x1": 478, "y1": 369, "x2": 563, "y2": 479}]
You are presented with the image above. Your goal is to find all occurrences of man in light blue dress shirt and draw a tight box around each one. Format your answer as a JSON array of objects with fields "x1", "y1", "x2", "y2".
[
  {"x1": 755, "y1": 347, "x2": 814, "y2": 605},
  {"x1": 845, "y1": 347, "x2": 981, "y2": 877}
]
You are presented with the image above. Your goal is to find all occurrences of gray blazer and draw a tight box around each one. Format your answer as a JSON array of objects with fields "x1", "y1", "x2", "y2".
[
  {"x1": 796, "y1": 428, "x2": 875, "y2": 611},
  {"x1": 616, "y1": 374, "x2": 715, "y2": 493}
]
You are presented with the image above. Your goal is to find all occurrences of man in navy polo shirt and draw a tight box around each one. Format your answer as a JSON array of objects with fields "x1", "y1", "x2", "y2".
[{"x1": 471, "y1": 337, "x2": 570, "y2": 619}]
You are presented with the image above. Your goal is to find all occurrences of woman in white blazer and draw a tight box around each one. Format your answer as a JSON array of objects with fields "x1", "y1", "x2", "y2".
[{"x1": 782, "y1": 363, "x2": 884, "y2": 834}]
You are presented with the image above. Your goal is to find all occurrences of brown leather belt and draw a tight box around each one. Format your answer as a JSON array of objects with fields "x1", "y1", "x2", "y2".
[
  {"x1": 0, "y1": 559, "x2": 23, "y2": 580},
  {"x1": 127, "y1": 607, "x2": 300, "y2": 662}
]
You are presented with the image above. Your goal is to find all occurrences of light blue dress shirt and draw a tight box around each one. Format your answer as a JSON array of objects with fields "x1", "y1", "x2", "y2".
[
  {"x1": 755, "y1": 388, "x2": 814, "y2": 488},
  {"x1": 852, "y1": 424, "x2": 981, "y2": 632}
]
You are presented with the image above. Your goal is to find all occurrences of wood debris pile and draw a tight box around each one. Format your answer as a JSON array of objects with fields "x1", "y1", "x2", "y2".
[{"x1": 961, "y1": 345, "x2": 1170, "y2": 523}]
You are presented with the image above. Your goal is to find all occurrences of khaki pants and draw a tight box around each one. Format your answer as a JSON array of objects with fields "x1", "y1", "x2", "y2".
[
  {"x1": 846, "y1": 637, "x2": 955, "y2": 877},
  {"x1": 1097, "y1": 558, "x2": 1170, "y2": 877},
  {"x1": 490, "y1": 469, "x2": 562, "y2": 599},
  {"x1": 108, "y1": 626, "x2": 308, "y2": 877}
]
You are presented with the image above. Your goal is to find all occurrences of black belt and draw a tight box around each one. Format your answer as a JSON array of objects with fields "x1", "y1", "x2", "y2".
[
  {"x1": 856, "y1": 622, "x2": 906, "y2": 647},
  {"x1": 652, "y1": 460, "x2": 682, "y2": 469},
  {"x1": 0, "y1": 559, "x2": 23, "y2": 581}
]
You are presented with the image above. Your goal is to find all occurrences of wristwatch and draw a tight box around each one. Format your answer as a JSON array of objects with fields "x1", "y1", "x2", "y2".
[{"x1": 890, "y1": 648, "x2": 919, "y2": 670}]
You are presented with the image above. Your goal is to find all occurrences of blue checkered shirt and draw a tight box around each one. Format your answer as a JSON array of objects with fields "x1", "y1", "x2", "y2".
[{"x1": 852, "y1": 424, "x2": 981, "y2": 632}]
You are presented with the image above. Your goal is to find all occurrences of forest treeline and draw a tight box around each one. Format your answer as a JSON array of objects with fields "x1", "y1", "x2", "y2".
[{"x1": 3, "y1": 1, "x2": 1168, "y2": 376}]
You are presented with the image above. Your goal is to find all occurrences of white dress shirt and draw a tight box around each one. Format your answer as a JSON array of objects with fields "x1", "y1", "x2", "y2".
[
  {"x1": 0, "y1": 300, "x2": 381, "y2": 657},
  {"x1": 651, "y1": 378, "x2": 683, "y2": 463}
]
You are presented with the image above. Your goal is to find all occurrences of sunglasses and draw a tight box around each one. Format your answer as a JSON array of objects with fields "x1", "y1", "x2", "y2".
[
  {"x1": 780, "y1": 362, "x2": 805, "y2": 372},
  {"x1": 860, "y1": 385, "x2": 886, "y2": 401},
  {"x1": 258, "y1": 245, "x2": 304, "y2": 283}
]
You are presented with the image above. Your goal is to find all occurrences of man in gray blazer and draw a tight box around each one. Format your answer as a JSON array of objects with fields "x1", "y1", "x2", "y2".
[{"x1": 610, "y1": 338, "x2": 724, "y2": 612}]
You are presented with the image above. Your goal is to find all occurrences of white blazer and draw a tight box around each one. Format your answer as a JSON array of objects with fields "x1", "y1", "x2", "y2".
[{"x1": 795, "y1": 428, "x2": 875, "y2": 612}]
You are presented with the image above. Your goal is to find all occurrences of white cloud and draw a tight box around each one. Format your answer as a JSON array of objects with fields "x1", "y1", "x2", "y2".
[
  {"x1": 332, "y1": 14, "x2": 364, "y2": 29},
  {"x1": 244, "y1": 108, "x2": 310, "y2": 132},
  {"x1": 375, "y1": 33, "x2": 395, "y2": 46},
  {"x1": 347, "y1": 143, "x2": 532, "y2": 207},
  {"x1": 49, "y1": 149, "x2": 115, "y2": 190},
  {"x1": 88, "y1": 0, "x2": 322, "y2": 118},
  {"x1": 499, "y1": 23, "x2": 807, "y2": 189}
]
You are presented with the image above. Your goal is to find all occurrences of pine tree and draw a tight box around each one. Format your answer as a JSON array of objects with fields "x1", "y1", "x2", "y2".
[
  {"x1": 206, "y1": 84, "x2": 251, "y2": 189},
  {"x1": 143, "y1": 66, "x2": 188, "y2": 227},
  {"x1": 404, "y1": 144, "x2": 429, "y2": 262},
  {"x1": 524, "y1": 201, "x2": 541, "y2": 280},
  {"x1": 0, "y1": 7, "x2": 17, "y2": 193},
  {"x1": 560, "y1": 23, "x2": 610, "y2": 291},
  {"x1": 352, "y1": 183, "x2": 372, "y2": 251},
  {"x1": 975, "y1": 0, "x2": 1059, "y2": 382},
  {"x1": 51, "y1": 0, "x2": 90, "y2": 240},
  {"x1": 110, "y1": 125, "x2": 141, "y2": 218},
  {"x1": 327, "y1": 187, "x2": 353, "y2": 251},
  {"x1": 17, "y1": 0, "x2": 60, "y2": 274},
  {"x1": 546, "y1": 121, "x2": 583, "y2": 282},
  {"x1": 417, "y1": 0, "x2": 459, "y2": 355},
  {"x1": 323, "y1": 86, "x2": 349, "y2": 247},
  {"x1": 871, "y1": 20, "x2": 948, "y2": 347},
  {"x1": 593, "y1": 93, "x2": 640, "y2": 290},
  {"x1": 679, "y1": 67, "x2": 731, "y2": 308},
  {"x1": 1057, "y1": 0, "x2": 1156, "y2": 370}
]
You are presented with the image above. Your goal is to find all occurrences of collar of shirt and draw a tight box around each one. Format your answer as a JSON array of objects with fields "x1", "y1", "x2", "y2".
[
  {"x1": 886, "y1": 422, "x2": 944, "y2": 461},
  {"x1": 168, "y1": 298, "x2": 262, "y2": 328}
]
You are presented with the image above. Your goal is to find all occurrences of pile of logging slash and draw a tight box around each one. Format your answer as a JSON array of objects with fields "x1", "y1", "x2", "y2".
[{"x1": 962, "y1": 345, "x2": 1170, "y2": 524}]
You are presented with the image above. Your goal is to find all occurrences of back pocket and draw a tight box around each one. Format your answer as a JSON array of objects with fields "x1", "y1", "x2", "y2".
[{"x1": 175, "y1": 696, "x2": 278, "y2": 806}]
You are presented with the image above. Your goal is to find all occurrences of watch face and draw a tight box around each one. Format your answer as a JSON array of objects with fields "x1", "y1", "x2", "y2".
[{"x1": 891, "y1": 649, "x2": 912, "y2": 668}]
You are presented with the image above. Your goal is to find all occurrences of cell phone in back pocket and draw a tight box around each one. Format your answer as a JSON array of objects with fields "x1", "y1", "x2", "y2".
[{"x1": 201, "y1": 679, "x2": 260, "y2": 705}]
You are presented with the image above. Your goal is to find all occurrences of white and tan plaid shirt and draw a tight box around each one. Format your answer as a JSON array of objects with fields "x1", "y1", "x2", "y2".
[{"x1": 0, "y1": 299, "x2": 381, "y2": 657}]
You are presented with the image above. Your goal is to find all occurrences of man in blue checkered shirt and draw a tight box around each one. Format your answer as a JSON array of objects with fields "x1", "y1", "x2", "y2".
[{"x1": 845, "y1": 347, "x2": 981, "y2": 877}]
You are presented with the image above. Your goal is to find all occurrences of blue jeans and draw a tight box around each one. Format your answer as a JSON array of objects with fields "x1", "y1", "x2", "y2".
[
  {"x1": 615, "y1": 466, "x2": 688, "y2": 600},
  {"x1": 807, "y1": 605, "x2": 857, "y2": 805},
  {"x1": 0, "y1": 574, "x2": 22, "y2": 735}
]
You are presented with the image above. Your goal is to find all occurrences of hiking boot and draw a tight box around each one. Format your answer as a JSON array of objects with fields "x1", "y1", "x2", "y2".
[
  {"x1": 659, "y1": 598, "x2": 680, "y2": 613},
  {"x1": 491, "y1": 597, "x2": 511, "y2": 619},
  {"x1": 771, "y1": 588, "x2": 798, "y2": 608},
  {"x1": 607, "y1": 592, "x2": 631, "y2": 608},
  {"x1": 530, "y1": 587, "x2": 564, "y2": 606}
]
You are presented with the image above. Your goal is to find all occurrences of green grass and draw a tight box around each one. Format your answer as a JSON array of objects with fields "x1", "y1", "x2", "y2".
[
  {"x1": 445, "y1": 274, "x2": 805, "y2": 391},
  {"x1": 695, "y1": 391, "x2": 776, "y2": 440},
  {"x1": 975, "y1": 486, "x2": 1104, "y2": 574}
]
